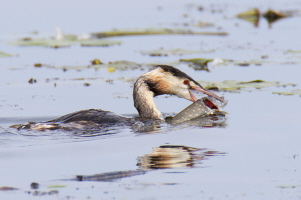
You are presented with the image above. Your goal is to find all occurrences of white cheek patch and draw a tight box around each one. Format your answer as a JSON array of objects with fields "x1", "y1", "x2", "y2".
[{"x1": 168, "y1": 76, "x2": 189, "y2": 92}]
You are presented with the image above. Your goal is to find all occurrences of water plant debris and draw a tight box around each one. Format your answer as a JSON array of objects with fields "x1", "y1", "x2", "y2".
[
  {"x1": 198, "y1": 80, "x2": 296, "y2": 92},
  {"x1": 237, "y1": 8, "x2": 289, "y2": 26},
  {"x1": 272, "y1": 89, "x2": 301, "y2": 97},
  {"x1": 0, "y1": 51, "x2": 15, "y2": 57},
  {"x1": 33, "y1": 60, "x2": 149, "y2": 71},
  {"x1": 91, "y1": 28, "x2": 228, "y2": 38},
  {"x1": 236, "y1": 8, "x2": 260, "y2": 27},
  {"x1": 141, "y1": 48, "x2": 213, "y2": 56},
  {"x1": 10, "y1": 38, "x2": 121, "y2": 48}
]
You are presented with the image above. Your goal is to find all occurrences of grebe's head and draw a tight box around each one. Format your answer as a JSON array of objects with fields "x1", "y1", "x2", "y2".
[{"x1": 142, "y1": 65, "x2": 224, "y2": 102}]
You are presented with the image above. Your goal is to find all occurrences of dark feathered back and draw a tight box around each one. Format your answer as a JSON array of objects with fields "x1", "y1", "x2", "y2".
[{"x1": 155, "y1": 65, "x2": 202, "y2": 87}]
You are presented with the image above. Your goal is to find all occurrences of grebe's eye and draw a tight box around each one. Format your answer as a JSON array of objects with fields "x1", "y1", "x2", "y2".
[{"x1": 183, "y1": 79, "x2": 190, "y2": 85}]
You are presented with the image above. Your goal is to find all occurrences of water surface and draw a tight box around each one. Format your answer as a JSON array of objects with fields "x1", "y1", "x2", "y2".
[{"x1": 1, "y1": 0, "x2": 301, "y2": 199}]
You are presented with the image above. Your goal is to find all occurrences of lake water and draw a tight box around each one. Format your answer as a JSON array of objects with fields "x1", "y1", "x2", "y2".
[{"x1": 1, "y1": 0, "x2": 301, "y2": 199}]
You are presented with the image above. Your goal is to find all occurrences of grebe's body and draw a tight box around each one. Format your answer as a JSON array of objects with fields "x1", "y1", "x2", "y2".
[{"x1": 14, "y1": 65, "x2": 224, "y2": 131}]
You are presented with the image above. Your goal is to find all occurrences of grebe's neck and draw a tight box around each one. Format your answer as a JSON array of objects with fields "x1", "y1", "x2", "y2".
[{"x1": 133, "y1": 76, "x2": 163, "y2": 119}]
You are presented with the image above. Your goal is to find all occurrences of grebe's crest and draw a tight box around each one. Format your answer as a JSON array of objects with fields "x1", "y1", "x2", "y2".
[{"x1": 154, "y1": 65, "x2": 202, "y2": 87}]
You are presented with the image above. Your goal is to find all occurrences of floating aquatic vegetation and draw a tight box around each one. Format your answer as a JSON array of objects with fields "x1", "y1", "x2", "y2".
[
  {"x1": 10, "y1": 28, "x2": 121, "y2": 48},
  {"x1": 11, "y1": 27, "x2": 227, "y2": 48},
  {"x1": 193, "y1": 21, "x2": 215, "y2": 28},
  {"x1": 198, "y1": 80, "x2": 296, "y2": 92},
  {"x1": 180, "y1": 58, "x2": 230, "y2": 71},
  {"x1": 285, "y1": 50, "x2": 301, "y2": 54},
  {"x1": 91, "y1": 28, "x2": 228, "y2": 38},
  {"x1": 237, "y1": 8, "x2": 289, "y2": 27},
  {"x1": 141, "y1": 48, "x2": 213, "y2": 57},
  {"x1": 27, "y1": 189, "x2": 59, "y2": 196},
  {"x1": 28, "y1": 78, "x2": 37, "y2": 84},
  {"x1": 180, "y1": 58, "x2": 214, "y2": 65},
  {"x1": 79, "y1": 40, "x2": 121, "y2": 47},
  {"x1": 180, "y1": 57, "x2": 293, "y2": 68},
  {"x1": 11, "y1": 38, "x2": 72, "y2": 48},
  {"x1": 47, "y1": 185, "x2": 66, "y2": 188},
  {"x1": 0, "y1": 51, "x2": 15, "y2": 57},
  {"x1": 104, "y1": 60, "x2": 143, "y2": 71},
  {"x1": 237, "y1": 8, "x2": 260, "y2": 27},
  {"x1": 234, "y1": 60, "x2": 263, "y2": 66},
  {"x1": 35, "y1": 60, "x2": 150, "y2": 71},
  {"x1": 10, "y1": 38, "x2": 121, "y2": 48},
  {"x1": 278, "y1": 185, "x2": 301, "y2": 189},
  {"x1": 272, "y1": 89, "x2": 301, "y2": 97},
  {"x1": 0, "y1": 186, "x2": 18, "y2": 191},
  {"x1": 91, "y1": 59, "x2": 103, "y2": 65},
  {"x1": 37, "y1": 63, "x2": 90, "y2": 70},
  {"x1": 180, "y1": 58, "x2": 213, "y2": 71},
  {"x1": 34, "y1": 63, "x2": 43, "y2": 67},
  {"x1": 263, "y1": 9, "x2": 287, "y2": 24},
  {"x1": 237, "y1": 8, "x2": 260, "y2": 18}
]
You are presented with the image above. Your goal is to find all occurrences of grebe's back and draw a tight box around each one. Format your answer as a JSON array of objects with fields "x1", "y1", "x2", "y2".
[{"x1": 16, "y1": 109, "x2": 131, "y2": 132}]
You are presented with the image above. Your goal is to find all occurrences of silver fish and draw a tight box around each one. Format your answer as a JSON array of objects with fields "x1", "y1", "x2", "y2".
[{"x1": 166, "y1": 97, "x2": 227, "y2": 125}]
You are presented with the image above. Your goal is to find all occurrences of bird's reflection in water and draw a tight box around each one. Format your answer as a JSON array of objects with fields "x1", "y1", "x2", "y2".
[
  {"x1": 75, "y1": 170, "x2": 147, "y2": 182},
  {"x1": 137, "y1": 145, "x2": 225, "y2": 169},
  {"x1": 73, "y1": 145, "x2": 225, "y2": 182}
]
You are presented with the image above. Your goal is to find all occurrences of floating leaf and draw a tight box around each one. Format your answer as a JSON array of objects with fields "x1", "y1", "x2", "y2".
[
  {"x1": 10, "y1": 37, "x2": 121, "y2": 48},
  {"x1": 37, "y1": 60, "x2": 149, "y2": 71},
  {"x1": 235, "y1": 63, "x2": 250, "y2": 66},
  {"x1": 141, "y1": 49, "x2": 213, "y2": 57},
  {"x1": 34, "y1": 63, "x2": 43, "y2": 67},
  {"x1": 10, "y1": 38, "x2": 72, "y2": 48},
  {"x1": 0, "y1": 51, "x2": 15, "y2": 57},
  {"x1": 198, "y1": 80, "x2": 295, "y2": 92},
  {"x1": 193, "y1": 21, "x2": 215, "y2": 28},
  {"x1": 240, "y1": 80, "x2": 265, "y2": 84},
  {"x1": 237, "y1": 8, "x2": 260, "y2": 18},
  {"x1": 237, "y1": 8, "x2": 260, "y2": 27},
  {"x1": 107, "y1": 67, "x2": 115, "y2": 73},
  {"x1": 38, "y1": 64, "x2": 89, "y2": 70},
  {"x1": 80, "y1": 40, "x2": 121, "y2": 47},
  {"x1": 180, "y1": 58, "x2": 217, "y2": 71},
  {"x1": 180, "y1": 58, "x2": 214, "y2": 65},
  {"x1": 11, "y1": 38, "x2": 121, "y2": 48},
  {"x1": 263, "y1": 9, "x2": 287, "y2": 24},
  {"x1": 272, "y1": 89, "x2": 301, "y2": 97},
  {"x1": 285, "y1": 50, "x2": 301, "y2": 54},
  {"x1": 278, "y1": 185, "x2": 301, "y2": 189},
  {"x1": 237, "y1": 8, "x2": 289, "y2": 27},
  {"x1": 180, "y1": 57, "x2": 276, "y2": 68},
  {"x1": 47, "y1": 185, "x2": 66, "y2": 188},
  {"x1": 91, "y1": 59, "x2": 103, "y2": 65},
  {"x1": 105, "y1": 60, "x2": 143, "y2": 71},
  {"x1": 92, "y1": 28, "x2": 228, "y2": 38}
]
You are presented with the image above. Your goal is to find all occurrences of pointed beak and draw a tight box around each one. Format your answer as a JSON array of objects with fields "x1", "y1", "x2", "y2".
[
  {"x1": 188, "y1": 90, "x2": 198, "y2": 102},
  {"x1": 190, "y1": 86, "x2": 225, "y2": 102}
]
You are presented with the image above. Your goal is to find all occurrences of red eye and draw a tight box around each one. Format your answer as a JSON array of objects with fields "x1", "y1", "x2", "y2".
[{"x1": 183, "y1": 79, "x2": 190, "y2": 85}]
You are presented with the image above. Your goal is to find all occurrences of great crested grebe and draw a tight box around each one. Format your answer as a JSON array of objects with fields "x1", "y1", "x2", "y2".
[{"x1": 14, "y1": 65, "x2": 225, "y2": 131}]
